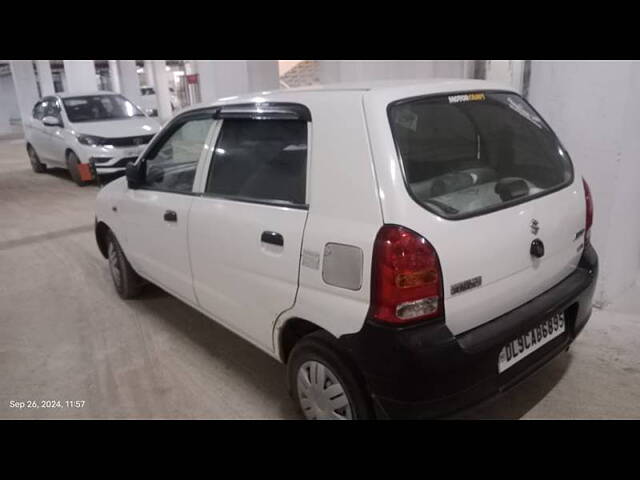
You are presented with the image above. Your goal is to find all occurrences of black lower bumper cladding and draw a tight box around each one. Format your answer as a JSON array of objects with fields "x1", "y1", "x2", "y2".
[{"x1": 339, "y1": 244, "x2": 599, "y2": 419}]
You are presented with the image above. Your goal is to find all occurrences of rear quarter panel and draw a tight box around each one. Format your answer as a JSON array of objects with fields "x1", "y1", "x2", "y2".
[{"x1": 273, "y1": 91, "x2": 384, "y2": 348}]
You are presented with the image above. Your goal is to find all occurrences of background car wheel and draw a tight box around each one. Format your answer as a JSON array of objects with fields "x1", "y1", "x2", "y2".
[
  {"x1": 288, "y1": 331, "x2": 374, "y2": 420},
  {"x1": 66, "y1": 151, "x2": 90, "y2": 186},
  {"x1": 27, "y1": 145, "x2": 47, "y2": 173},
  {"x1": 107, "y1": 231, "x2": 143, "y2": 299}
]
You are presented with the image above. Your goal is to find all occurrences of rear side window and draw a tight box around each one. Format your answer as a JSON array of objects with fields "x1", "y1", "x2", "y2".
[
  {"x1": 205, "y1": 119, "x2": 307, "y2": 206},
  {"x1": 389, "y1": 92, "x2": 573, "y2": 219}
]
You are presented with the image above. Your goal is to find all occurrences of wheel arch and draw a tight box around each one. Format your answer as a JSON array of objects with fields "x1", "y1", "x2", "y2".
[
  {"x1": 64, "y1": 147, "x2": 77, "y2": 162},
  {"x1": 278, "y1": 317, "x2": 329, "y2": 364},
  {"x1": 95, "y1": 220, "x2": 111, "y2": 259}
]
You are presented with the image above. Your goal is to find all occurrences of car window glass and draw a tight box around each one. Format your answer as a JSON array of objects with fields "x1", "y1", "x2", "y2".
[
  {"x1": 389, "y1": 92, "x2": 572, "y2": 218},
  {"x1": 144, "y1": 117, "x2": 214, "y2": 193},
  {"x1": 33, "y1": 102, "x2": 46, "y2": 120},
  {"x1": 62, "y1": 95, "x2": 144, "y2": 122},
  {"x1": 205, "y1": 119, "x2": 308, "y2": 205},
  {"x1": 44, "y1": 100, "x2": 61, "y2": 120}
]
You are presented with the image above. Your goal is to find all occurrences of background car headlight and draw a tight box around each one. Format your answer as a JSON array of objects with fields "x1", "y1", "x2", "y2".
[{"x1": 76, "y1": 134, "x2": 109, "y2": 146}]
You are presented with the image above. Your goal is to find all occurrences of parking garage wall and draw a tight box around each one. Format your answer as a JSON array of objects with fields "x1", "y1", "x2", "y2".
[
  {"x1": 0, "y1": 73, "x2": 22, "y2": 137},
  {"x1": 529, "y1": 60, "x2": 640, "y2": 305}
]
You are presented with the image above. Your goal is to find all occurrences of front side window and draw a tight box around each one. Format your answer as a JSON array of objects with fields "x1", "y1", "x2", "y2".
[
  {"x1": 33, "y1": 101, "x2": 45, "y2": 120},
  {"x1": 44, "y1": 99, "x2": 62, "y2": 121},
  {"x1": 62, "y1": 94, "x2": 145, "y2": 123},
  {"x1": 143, "y1": 117, "x2": 214, "y2": 193},
  {"x1": 389, "y1": 92, "x2": 573, "y2": 219},
  {"x1": 205, "y1": 119, "x2": 308, "y2": 206}
]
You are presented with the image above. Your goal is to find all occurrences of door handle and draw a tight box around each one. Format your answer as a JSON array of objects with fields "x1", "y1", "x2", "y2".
[
  {"x1": 164, "y1": 210, "x2": 177, "y2": 222},
  {"x1": 261, "y1": 231, "x2": 284, "y2": 246}
]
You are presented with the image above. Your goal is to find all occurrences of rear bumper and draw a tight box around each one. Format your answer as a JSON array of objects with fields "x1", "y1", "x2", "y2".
[{"x1": 339, "y1": 244, "x2": 599, "y2": 419}]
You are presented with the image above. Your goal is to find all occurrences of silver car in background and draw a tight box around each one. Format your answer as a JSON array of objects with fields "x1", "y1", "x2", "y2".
[{"x1": 24, "y1": 91, "x2": 161, "y2": 185}]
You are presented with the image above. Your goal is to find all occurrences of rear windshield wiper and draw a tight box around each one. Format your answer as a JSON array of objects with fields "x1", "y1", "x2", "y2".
[{"x1": 423, "y1": 199, "x2": 459, "y2": 215}]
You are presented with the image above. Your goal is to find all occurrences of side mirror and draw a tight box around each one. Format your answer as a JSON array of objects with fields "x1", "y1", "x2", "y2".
[
  {"x1": 42, "y1": 116, "x2": 62, "y2": 127},
  {"x1": 125, "y1": 160, "x2": 144, "y2": 189}
]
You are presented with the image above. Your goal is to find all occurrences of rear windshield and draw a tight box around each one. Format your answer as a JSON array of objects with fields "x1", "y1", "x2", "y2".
[
  {"x1": 389, "y1": 91, "x2": 573, "y2": 219},
  {"x1": 62, "y1": 95, "x2": 145, "y2": 123}
]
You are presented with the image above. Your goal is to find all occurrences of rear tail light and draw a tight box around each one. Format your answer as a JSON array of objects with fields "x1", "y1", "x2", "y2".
[
  {"x1": 583, "y1": 178, "x2": 593, "y2": 244},
  {"x1": 369, "y1": 225, "x2": 444, "y2": 325}
]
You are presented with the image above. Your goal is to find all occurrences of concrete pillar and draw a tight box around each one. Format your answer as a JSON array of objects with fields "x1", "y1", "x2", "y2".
[
  {"x1": 108, "y1": 60, "x2": 121, "y2": 93},
  {"x1": 62, "y1": 60, "x2": 97, "y2": 92},
  {"x1": 117, "y1": 60, "x2": 142, "y2": 105},
  {"x1": 247, "y1": 60, "x2": 279, "y2": 92},
  {"x1": 196, "y1": 60, "x2": 248, "y2": 103},
  {"x1": 485, "y1": 60, "x2": 525, "y2": 93},
  {"x1": 35, "y1": 60, "x2": 55, "y2": 96},
  {"x1": 143, "y1": 60, "x2": 155, "y2": 87},
  {"x1": 9, "y1": 60, "x2": 40, "y2": 126},
  {"x1": 195, "y1": 60, "x2": 279, "y2": 103},
  {"x1": 150, "y1": 60, "x2": 172, "y2": 122}
]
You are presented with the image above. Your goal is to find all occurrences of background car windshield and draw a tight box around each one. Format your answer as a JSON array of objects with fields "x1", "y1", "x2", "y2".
[
  {"x1": 62, "y1": 95, "x2": 145, "y2": 122},
  {"x1": 389, "y1": 92, "x2": 573, "y2": 218}
]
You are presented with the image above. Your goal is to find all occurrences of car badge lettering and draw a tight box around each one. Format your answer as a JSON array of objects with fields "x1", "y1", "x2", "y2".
[{"x1": 450, "y1": 276, "x2": 482, "y2": 296}]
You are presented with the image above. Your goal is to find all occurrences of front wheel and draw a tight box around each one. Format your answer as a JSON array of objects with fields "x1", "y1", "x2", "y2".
[
  {"x1": 107, "y1": 232, "x2": 143, "y2": 299},
  {"x1": 27, "y1": 145, "x2": 47, "y2": 173},
  {"x1": 288, "y1": 331, "x2": 374, "y2": 420},
  {"x1": 66, "y1": 151, "x2": 90, "y2": 186}
]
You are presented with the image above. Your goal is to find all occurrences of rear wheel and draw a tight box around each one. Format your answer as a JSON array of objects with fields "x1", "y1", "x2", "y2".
[
  {"x1": 66, "y1": 151, "x2": 90, "y2": 186},
  {"x1": 288, "y1": 331, "x2": 374, "y2": 420},
  {"x1": 107, "y1": 231, "x2": 143, "y2": 299},
  {"x1": 27, "y1": 145, "x2": 47, "y2": 173}
]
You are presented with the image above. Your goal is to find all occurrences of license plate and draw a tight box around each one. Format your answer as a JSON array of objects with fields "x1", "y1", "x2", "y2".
[{"x1": 498, "y1": 312, "x2": 565, "y2": 373}]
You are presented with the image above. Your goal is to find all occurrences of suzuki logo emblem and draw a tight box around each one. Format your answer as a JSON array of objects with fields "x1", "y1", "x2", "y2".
[{"x1": 530, "y1": 219, "x2": 540, "y2": 235}]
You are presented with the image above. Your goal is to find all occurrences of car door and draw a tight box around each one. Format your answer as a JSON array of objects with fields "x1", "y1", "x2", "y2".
[
  {"x1": 43, "y1": 98, "x2": 67, "y2": 165},
  {"x1": 117, "y1": 111, "x2": 216, "y2": 304},
  {"x1": 188, "y1": 105, "x2": 310, "y2": 351},
  {"x1": 28, "y1": 99, "x2": 56, "y2": 159}
]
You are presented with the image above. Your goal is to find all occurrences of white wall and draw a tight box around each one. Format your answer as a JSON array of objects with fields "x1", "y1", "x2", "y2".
[
  {"x1": 317, "y1": 60, "x2": 468, "y2": 83},
  {"x1": 528, "y1": 60, "x2": 640, "y2": 304},
  {"x1": 196, "y1": 60, "x2": 279, "y2": 103},
  {"x1": 0, "y1": 72, "x2": 22, "y2": 137}
]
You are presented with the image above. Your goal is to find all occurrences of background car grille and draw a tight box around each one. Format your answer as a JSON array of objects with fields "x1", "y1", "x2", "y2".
[
  {"x1": 107, "y1": 135, "x2": 154, "y2": 147},
  {"x1": 112, "y1": 157, "x2": 138, "y2": 168}
]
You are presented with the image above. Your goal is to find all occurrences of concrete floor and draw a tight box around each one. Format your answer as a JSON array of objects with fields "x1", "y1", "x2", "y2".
[{"x1": 1, "y1": 136, "x2": 639, "y2": 419}]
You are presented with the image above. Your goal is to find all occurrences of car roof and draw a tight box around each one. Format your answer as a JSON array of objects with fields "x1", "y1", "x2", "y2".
[{"x1": 178, "y1": 78, "x2": 519, "y2": 114}]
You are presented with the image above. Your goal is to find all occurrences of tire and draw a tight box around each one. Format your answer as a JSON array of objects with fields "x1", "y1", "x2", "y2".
[
  {"x1": 27, "y1": 144, "x2": 47, "y2": 173},
  {"x1": 107, "y1": 231, "x2": 143, "y2": 299},
  {"x1": 288, "y1": 331, "x2": 374, "y2": 420},
  {"x1": 66, "y1": 151, "x2": 90, "y2": 186}
]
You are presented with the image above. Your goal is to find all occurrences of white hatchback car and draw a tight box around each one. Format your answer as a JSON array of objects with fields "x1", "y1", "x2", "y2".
[
  {"x1": 24, "y1": 92, "x2": 161, "y2": 185},
  {"x1": 94, "y1": 80, "x2": 598, "y2": 419}
]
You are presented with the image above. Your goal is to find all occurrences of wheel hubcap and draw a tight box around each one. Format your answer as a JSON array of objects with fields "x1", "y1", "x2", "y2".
[
  {"x1": 297, "y1": 360, "x2": 352, "y2": 420},
  {"x1": 108, "y1": 242, "x2": 122, "y2": 290}
]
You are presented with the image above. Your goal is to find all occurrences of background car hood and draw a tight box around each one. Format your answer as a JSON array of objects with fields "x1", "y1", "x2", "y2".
[{"x1": 71, "y1": 117, "x2": 161, "y2": 138}]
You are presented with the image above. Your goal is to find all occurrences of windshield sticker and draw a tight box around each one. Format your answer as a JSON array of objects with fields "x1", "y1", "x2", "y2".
[
  {"x1": 448, "y1": 92, "x2": 486, "y2": 104},
  {"x1": 506, "y1": 97, "x2": 545, "y2": 129}
]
